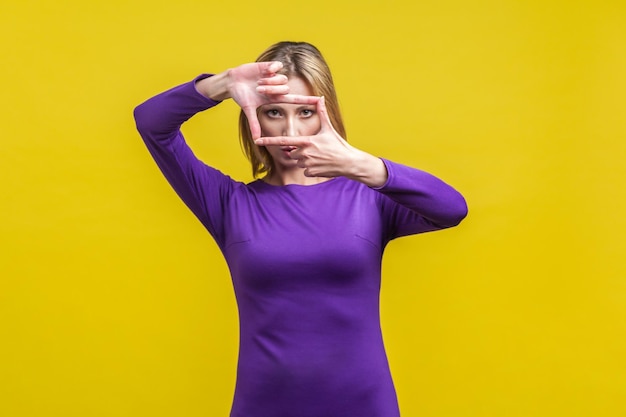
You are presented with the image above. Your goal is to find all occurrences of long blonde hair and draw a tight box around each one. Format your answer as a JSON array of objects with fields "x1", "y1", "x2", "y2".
[{"x1": 239, "y1": 41, "x2": 346, "y2": 178}]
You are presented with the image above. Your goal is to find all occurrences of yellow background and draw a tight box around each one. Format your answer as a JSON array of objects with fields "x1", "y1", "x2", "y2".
[{"x1": 1, "y1": 0, "x2": 625, "y2": 416}]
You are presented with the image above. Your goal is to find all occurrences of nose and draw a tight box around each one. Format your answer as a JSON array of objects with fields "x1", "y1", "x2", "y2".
[{"x1": 283, "y1": 115, "x2": 298, "y2": 137}]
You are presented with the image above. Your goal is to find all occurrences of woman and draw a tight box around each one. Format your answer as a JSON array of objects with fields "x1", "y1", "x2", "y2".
[{"x1": 134, "y1": 41, "x2": 467, "y2": 417}]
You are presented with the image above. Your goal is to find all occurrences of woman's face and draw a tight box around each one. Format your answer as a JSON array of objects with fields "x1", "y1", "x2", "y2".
[{"x1": 257, "y1": 76, "x2": 320, "y2": 169}]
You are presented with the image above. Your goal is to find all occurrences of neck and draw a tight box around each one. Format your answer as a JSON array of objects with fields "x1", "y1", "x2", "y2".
[{"x1": 263, "y1": 168, "x2": 332, "y2": 186}]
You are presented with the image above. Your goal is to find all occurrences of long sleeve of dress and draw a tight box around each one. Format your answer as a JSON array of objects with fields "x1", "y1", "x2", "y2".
[
  {"x1": 133, "y1": 74, "x2": 238, "y2": 247},
  {"x1": 374, "y1": 158, "x2": 468, "y2": 241}
]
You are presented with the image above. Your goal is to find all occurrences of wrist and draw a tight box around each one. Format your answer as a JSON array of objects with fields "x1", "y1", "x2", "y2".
[
  {"x1": 195, "y1": 70, "x2": 231, "y2": 101},
  {"x1": 346, "y1": 149, "x2": 388, "y2": 188}
]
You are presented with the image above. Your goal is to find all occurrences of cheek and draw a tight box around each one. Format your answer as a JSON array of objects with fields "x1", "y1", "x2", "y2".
[
  {"x1": 259, "y1": 118, "x2": 280, "y2": 136},
  {"x1": 303, "y1": 116, "x2": 322, "y2": 135}
]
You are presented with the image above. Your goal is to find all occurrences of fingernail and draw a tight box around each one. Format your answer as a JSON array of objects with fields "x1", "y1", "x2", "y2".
[{"x1": 254, "y1": 139, "x2": 263, "y2": 145}]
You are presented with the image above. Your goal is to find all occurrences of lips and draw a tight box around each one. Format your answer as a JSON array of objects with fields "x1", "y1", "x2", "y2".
[{"x1": 280, "y1": 147, "x2": 296, "y2": 152}]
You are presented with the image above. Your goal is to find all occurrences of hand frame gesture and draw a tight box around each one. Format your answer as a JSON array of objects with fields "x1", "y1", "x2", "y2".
[{"x1": 228, "y1": 62, "x2": 320, "y2": 139}]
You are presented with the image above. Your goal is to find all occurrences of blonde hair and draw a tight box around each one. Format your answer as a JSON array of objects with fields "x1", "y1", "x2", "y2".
[{"x1": 239, "y1": 41, "x2": 346, "y2": 178}]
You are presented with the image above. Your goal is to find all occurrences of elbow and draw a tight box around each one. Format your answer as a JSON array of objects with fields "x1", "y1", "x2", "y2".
[
  {"x1": 133, "y1": 102, "x2": 150, "y2": 134},
  {"x1": 133, "y1": 101, "x2": 162, "y2": 141},
  {"x1": 448, "y1": 200, "x2": 469, "y2": 227},
  {"x1": 447, "y1": 195, "x2": 469, "y2": 227},
  {"x1": 133, "y1": 100, "x2": 175, "y2": 143},
  {"x1": 436, "y1": 194, "x2": 468, "y2": 229}
]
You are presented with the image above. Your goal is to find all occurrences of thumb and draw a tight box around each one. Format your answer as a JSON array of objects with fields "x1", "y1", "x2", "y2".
[
  {"x1": 258, "y1": 61, "x2": 283, "y2": 76},
  {"x1": 317, "y1": 96, "x2": 333, "y2": 132},
  {"x1": 243, "y1": 106, "x2": 261, "y2": 140}
]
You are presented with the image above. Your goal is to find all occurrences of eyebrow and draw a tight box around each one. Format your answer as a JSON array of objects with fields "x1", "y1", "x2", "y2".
[{"x1": 260, "y1": 103, "x2": 315, "y2": 110}]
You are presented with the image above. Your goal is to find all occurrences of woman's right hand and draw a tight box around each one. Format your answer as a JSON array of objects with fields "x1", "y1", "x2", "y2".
[
  {"x1": 228, "y1": 62, "x2": 292, "y2": 139},
  {"x1": 197, "y1": 62, "x2": 319, "y2": 140}
]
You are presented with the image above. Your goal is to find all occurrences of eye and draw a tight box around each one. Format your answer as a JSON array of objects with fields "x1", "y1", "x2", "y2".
[
  {"x1": 265, "y1": 108, "x2": 282, "y2": 118},
  {"x1": 300, "y1": 108, "x2": 315, "y2": 118}
]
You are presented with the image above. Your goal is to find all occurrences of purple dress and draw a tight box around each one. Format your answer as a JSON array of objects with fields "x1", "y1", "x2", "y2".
[{"x1": 134, "y1": 74, "x2": 467, "y2": 417}]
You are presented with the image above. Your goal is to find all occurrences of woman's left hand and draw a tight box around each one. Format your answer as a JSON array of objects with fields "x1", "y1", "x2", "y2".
[{"x1": 254, "y1": 97, "x2": 388, "y2": 186}]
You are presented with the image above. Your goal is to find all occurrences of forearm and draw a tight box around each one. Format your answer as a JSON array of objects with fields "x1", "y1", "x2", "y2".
[
  {"x1": 343, "y1": 149, "x2": 388, "y2": 188},
  {"x1": 194, "y1": 70, "x2": 231, "y2": 102},
  {"x1": 134, "y1": 74, "x2": 220, "y2": 144}
]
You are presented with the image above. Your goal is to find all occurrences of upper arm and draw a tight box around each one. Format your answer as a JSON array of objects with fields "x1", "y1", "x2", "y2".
[{"x1": 139, "y1": 128, "x2": 237, "y2": 246}]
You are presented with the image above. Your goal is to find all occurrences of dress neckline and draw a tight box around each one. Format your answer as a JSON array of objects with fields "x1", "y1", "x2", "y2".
[{"x1": 252, "y1": 177, "x2": 341, "y2": 190}]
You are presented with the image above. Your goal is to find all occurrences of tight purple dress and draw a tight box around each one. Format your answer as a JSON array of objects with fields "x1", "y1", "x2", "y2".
[{"x1": 134, "y1": 74, "x2": 467, "y2": 417}]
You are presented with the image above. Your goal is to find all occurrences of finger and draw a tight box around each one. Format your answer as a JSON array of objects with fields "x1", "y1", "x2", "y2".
[
  {"x1": 256, "y1": 85, "x2": 290, "y2": 95},
  {"x1": 289, "y1": 148, "x2": 304, "y2": 160},
  {"x1": 243, "y1": 106, "x2": 262, "y2": 140},
  {"x1": 317, "y1": 96, "x2": 333, "y2": 130},
  {"x1": 254, "y1": 136, "x2": 312, "y2": 147},
  {"x1": 269, "y1": 94, "x2": 320, "y2": 105},
  {"x1": 257, "y1": 74, "x2": 288, "y2": 85},
  {"x1": 258, "y1": 61, "x2": 283, "y2": 76}
]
